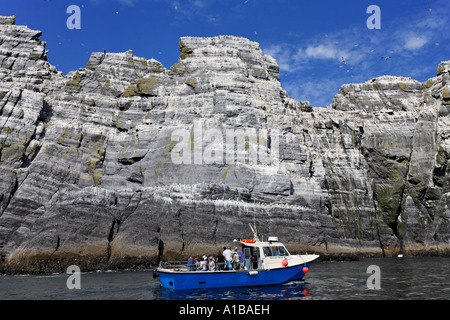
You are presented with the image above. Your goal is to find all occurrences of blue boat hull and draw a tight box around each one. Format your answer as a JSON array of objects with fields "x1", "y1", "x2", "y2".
[{"x1": 158, "y1": 260, "x2": 316, "y2": 290}]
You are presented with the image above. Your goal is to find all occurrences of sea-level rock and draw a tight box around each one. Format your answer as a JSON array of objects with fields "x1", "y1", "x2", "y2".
[{"x1": 0, "y1": 16, "x2": 449, "y2": 274}]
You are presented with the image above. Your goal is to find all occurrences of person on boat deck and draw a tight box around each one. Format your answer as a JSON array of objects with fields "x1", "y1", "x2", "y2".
[
  {"x1": 200, "y1": 256, "x2": 208, "y2": 271},
  {"x1": 187, "y1": 256, "x2": 195, "y2": 271},
  {"x1": 194, "y1": 257, "x2": 201, "y2": 270},
  {"x1": 236, "y1": 247, "x2": 244, "y2": 270},
  {"x1": 223, "y1": 246, "x2": 232, "y2": 270},
  {"x1": 223, "y1": 246, "x2": 232, "y2": 261},
  {"x1": 231, "y1": 250, "x2": 240, "y2": 270},
  {"x1": 208, "y1": 256, "x2": 216, "y2": 271},
  {"x1": 216, "y1": 250, "x2": 225, "y2": 270}
]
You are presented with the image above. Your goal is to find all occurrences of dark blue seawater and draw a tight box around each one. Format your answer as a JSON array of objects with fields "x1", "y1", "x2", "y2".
[{"x1": 1, "y1": 257, "x2": 449, "y2": 300}]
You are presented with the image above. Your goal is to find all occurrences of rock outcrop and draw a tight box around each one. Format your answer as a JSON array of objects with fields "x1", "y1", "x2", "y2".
[{"x1": 0, "y1": 16, "x2": 449, "y2": 273}]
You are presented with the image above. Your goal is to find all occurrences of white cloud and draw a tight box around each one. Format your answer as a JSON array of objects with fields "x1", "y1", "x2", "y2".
[
  {"x1": 404, "y1": 35, "x2": 428, "y2": 51},
  {"x1": 304, "y1": 44, "x2": 339, "y2": 60}
]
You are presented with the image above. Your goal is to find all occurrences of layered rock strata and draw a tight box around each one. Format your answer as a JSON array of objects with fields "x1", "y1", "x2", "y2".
[{"x1": 0, "y1": 16, "x2": 449, "y2": 273}]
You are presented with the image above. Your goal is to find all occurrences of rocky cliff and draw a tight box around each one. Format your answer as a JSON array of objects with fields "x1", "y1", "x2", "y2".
[{"x1": 0, "y1": 16, "x2": 449, "y2": 273}]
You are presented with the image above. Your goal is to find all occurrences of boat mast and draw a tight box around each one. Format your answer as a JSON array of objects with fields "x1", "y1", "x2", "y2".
[{"x1": 249, "y1": 223, "x2": 260, "y2": 242}]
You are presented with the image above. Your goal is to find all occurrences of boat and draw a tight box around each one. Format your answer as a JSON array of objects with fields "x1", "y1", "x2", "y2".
[{"x1": 155, "y1": 225, "x2": 320, "y2": 290}]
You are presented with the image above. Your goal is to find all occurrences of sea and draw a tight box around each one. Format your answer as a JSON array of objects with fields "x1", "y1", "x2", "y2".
[{"x1": 1, "y1": 257, "x2": 449, "y2": 301}]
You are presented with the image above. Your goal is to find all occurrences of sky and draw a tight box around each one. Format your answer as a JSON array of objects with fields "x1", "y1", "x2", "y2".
[{"x1": 1, "y1": 0, "x2": 449, "y2": 107}]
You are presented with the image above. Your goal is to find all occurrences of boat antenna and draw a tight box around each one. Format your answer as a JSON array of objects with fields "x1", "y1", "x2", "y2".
[{"x1": 249, "y1": 223, "x2": 260, "y2": 242}]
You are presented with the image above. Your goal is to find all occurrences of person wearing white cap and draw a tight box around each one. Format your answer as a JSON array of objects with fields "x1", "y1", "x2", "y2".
[{"x1": 200, "y1": 255, "x2": 208, "y2": 271}]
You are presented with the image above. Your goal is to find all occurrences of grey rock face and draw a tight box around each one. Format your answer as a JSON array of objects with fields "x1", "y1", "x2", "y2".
[{"x1": 0, "y1": 17, "x2": 449, "y2": 273}]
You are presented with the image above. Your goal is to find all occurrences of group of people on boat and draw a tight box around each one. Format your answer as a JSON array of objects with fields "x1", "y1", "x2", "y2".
[{"x1": 187, "y1": 246, "x2": 244, "y2": 271}]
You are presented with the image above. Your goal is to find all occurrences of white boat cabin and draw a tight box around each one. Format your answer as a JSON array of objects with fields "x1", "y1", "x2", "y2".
[{"x1": 235, "y1": 236, "x2": 312, "y2": 271}]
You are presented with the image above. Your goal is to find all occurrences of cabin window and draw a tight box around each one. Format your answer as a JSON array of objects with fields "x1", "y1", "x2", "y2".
[
  {"x1": 263, "y1": 246, "x2": 289, "y2": 257},
  {"x1": 242, "y1": 246, "x2": 260, "y2": 269}
]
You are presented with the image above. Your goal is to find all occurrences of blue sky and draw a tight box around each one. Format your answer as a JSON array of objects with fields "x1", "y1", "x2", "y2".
[{"x1": 1, "y1": 0, "x2": 449, "y2": 106}]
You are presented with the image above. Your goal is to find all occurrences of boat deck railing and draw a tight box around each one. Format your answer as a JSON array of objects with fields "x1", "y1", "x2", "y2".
[
  {"x1": 158, "y1": 261, "x2": 189, "y2": 271},
  {"x1": 158, "y1": 261, "x2": 233, "y2": 272}
]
